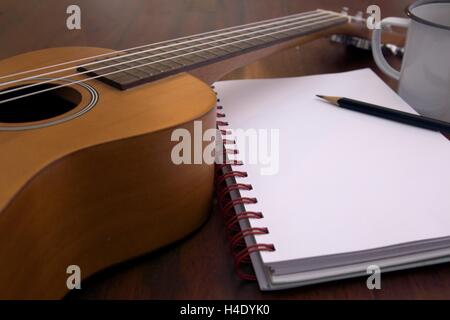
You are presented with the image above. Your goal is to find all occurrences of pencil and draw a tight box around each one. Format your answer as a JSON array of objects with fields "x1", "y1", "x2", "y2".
[{"x1": 316, "y1": 95, "x2": 450, "y2": 133}]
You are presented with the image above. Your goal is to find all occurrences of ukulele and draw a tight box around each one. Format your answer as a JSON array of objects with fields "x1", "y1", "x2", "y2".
[{"x1": 0, "y1": 8, "x2": 404, "y2": 299}]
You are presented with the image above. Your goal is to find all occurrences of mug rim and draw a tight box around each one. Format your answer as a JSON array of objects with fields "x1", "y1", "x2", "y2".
[{"x1": 406, "y1": 0, "x2": 450, "y2": 30}]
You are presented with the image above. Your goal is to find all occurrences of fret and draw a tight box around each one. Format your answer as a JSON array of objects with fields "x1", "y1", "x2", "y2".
[
  {"x1": 280, "y1": 29, "x2": 301, "y2": 36},
  {"x1": 191, "y1": 51, "x2": 209, "y2": 60},
  {"x1": 138, "y1": 65, "x2": 160, "y2": 75},
  {"x1": 171, "y1": 56, "x2": 192, "y2": 66},
  {"x1": 114, "y1": 56, "x2": 140, "y2": 66},
  {"x1": 78, "y1": 11, "x2": 348, "y2": 90},
  {"x1": 189, "y1": 39, "x2": 213, "y2": 48},
  {"x1": 137, "y1": 56, "x2": 160, "y2": 65},
  {"x1": 152, "y1": 48, "x2": 194, "y2": 66},
  {"x1": 195, "y1": 42, "x2": 218, "y2": 51},
  {"x1": 151, "y1": 62, "x2": 173, "y2": 72},
  {"x1": 229, "y1": 38, "x2": 254, "y2": 50},
  {"x1": 158, "y1": 52, "x2": 180, "y2": 60},
  {"x1": 192, "y1": 49, "x2": 216, "y2": 60},
  {"x1": 124, "y1": 68, "x2": 148, "y2": 79},
  {"x1": 144, "y1": 49, "x2": 168, "y2": 60},
  {"x1": 135, "y1": 55, "x2": 165, "y2": 65},
  {"x1": 192, "y1": 37, "x2": 215, "y2": 44},
  {"x1": 170, "y1": 40, "x2": 204, "y2": 52},
  {"x1": 87, "y1": 62, "x2": 118, "y2": 76},
  {"x1": 154, "y1": 49, "x2": 196, "y2": 64},
  {"x1": 180, "y1": 46, "x2": 200, "y2": 53},
  {"x1": 244, "y1": 37, "x2": 266, "y2": 46},
  {"x1": 257, "y1": 35, "x2": 280, "y2": 42},
  {"x1": 177, "y1": 51, "x2": 205, "y2": 63},
  {"x1": 118, "y1": 59, "x2": 150, "y2": 77},
  {"x1": 160, "y1": 59, "x2": 184, "y2": 68},
  {"x1": 122, "y1": 52, "x2": 182, "y2": 74},
  {"x1": 122, "y1": 67, "x2": 150, "y2": 79},
  {"x1": 216, "y1": 42, "x2": 242, "y2": 53},
  {"x1": 267, "y1": 32, "x2": 289, "y2": 40},
  {"x1": 95, "y1": 58, "x2": 123, "y2": 69},
  {"x1": 208, "y1": 47, "x2": 231, "y2": 56},
  {"x1": 173, "y1": 37, "x2": 201, "y2": 45}
]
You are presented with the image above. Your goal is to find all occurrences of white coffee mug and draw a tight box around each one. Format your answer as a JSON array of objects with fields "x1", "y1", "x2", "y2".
[{"x1": 372, "y1": 0, "x2": 450, "y2": 121}]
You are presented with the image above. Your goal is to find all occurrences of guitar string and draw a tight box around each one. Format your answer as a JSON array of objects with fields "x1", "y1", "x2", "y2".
[
  {"x1": 0, "y1": 15, "x2": 345, "y2": 105},
  {"x1": 0, "y1": 13, "x2": 341, "y2": 96},
  {"x1": 0, "y1": 11, "x2": 334, "y2": 88},
  {"x1": 0, "y1": 10, "x2": 332, "y2": 82},
  {"x1": 0, "y1": 9, "x2": 324, "y2": 81},
  {"x1": 0, "y1": 15, "x2": 345, "y2": 104}
]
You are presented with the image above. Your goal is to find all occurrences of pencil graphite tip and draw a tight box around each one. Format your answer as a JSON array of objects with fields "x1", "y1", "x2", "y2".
[{"x1": 316, "y1": 95, "x2": 341, "y2": 105}]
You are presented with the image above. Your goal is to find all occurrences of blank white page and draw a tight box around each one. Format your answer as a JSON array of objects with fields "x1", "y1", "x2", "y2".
[{"x1": 214, "y1": 69, "x2": 450, "y2": 264}]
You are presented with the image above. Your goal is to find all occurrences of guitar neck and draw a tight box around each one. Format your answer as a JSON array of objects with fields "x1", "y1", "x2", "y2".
[{"x1": 79, "y1": 9, "x2": 348, "y2": 89}]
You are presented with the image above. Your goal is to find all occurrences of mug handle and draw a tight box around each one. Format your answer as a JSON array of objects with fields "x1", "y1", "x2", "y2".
[{"x1": 371, "y1": 17, "x2": 410, "y2": 80}]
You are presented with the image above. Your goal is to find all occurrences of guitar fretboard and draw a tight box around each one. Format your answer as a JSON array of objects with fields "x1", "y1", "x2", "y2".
[{"x1": 78, "y1": 10, "x2": 347, "y2": 90}]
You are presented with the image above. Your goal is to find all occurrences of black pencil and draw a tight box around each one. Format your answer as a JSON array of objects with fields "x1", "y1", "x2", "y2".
[{"x1": 316, "y1": 95, "x2": 450, "y2": 133}]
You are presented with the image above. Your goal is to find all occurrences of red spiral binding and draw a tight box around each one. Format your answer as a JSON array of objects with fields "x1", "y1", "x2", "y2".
[
  {"x1": 216, "y1": 120, "x2": 229, "y2": 127},
  {"x1": 213, "y1": 86, "x2": 275, "y2": 281},
  {"x1": 229, "y1": 227, "x2": 268, "y2": 248},
  {"x1": 217, "y1": 183, "x2": 251, "y2": 203},
  {"x1": 215, "y1": 171, "x2": 247, "y2": 186},
  {"x1": 225, "y1": 211, "x2": 262, "y2": 232},
  {"x1": 221, "y1": 197, "x2": 258, "y2": 218},
  {"x1": 234, "y1": 244, "x2": 276, "y2": 281},
  {"x1": 215, "y1": 161, "x2": 243, "y2": 175}
]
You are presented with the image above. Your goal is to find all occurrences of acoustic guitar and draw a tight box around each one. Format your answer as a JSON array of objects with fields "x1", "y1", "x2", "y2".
[{"x1": 0, "y1": 8, "x2": 404, "y2": 299}]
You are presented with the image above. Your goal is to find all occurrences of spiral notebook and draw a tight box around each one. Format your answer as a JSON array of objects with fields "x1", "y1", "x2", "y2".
[{"x1": 214, "y1": 68, "x2": 450, "y2": 290}]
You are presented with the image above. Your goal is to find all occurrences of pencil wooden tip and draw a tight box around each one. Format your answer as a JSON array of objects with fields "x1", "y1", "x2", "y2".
[{"x1": 316, "y1": 95, "x2": 341, "y2": 105}]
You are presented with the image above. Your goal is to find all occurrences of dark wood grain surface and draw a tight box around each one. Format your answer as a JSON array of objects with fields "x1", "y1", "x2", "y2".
[{"x1": 1, "y1": 0, "x2": 449, "y2": 299}]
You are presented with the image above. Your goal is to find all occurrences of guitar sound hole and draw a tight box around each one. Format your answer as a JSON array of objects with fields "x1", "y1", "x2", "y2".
[{"x1": 0, "y1": 84, "x2": 82, "y2": 123}]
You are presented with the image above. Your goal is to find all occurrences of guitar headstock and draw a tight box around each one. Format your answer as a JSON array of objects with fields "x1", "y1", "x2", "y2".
[{"x1": 340, "y1": 7, "x2": 366, "y2": 24}]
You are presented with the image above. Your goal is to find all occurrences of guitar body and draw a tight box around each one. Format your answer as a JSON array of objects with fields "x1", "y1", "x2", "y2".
[{"x1": 0, "y1": 47, "x2": 216, "y2": 299}]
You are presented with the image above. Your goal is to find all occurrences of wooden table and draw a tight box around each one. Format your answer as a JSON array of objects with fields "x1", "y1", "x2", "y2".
[{"x1": 1, "y1": 0, "x2": 449, "y2": 299}]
